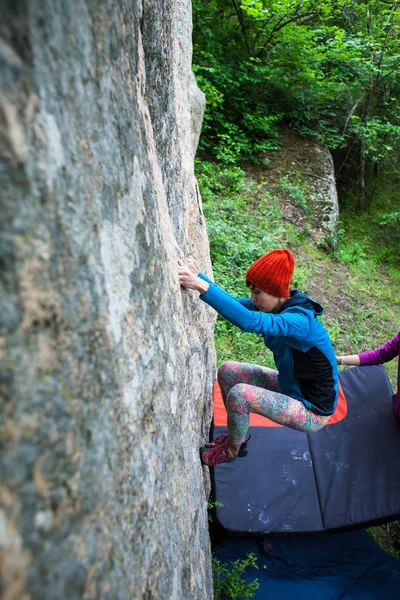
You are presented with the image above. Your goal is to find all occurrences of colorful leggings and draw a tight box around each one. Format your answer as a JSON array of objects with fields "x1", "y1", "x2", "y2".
[{"x1": 218, "y1": 361, "x2": 330, "y2": 446}]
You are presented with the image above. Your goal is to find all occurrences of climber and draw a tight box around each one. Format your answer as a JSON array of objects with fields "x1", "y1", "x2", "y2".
[{"x1": 178, "y1": 249, "x2": 338, "y2": 467}]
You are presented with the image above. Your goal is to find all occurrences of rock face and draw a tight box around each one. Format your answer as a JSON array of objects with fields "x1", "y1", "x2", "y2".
[
  {"x1": 266, "y1": 129, "x2": 339, "y2": 240},
  {"x1": 0, "y1": 2, "x2": 215, "y2": 599}
]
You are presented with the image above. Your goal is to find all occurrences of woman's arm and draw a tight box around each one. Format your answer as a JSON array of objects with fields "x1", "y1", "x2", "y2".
[
  {"x1": 178, "y1": 260, "x2": 258, "y2": 310},
  {"x1": 197, "y1": 279, "x2": 311, "y2": 337},
  {"x1": 178, "y1": 259, "x2": 310, "y2": 338},
  {"x1": 178, "y1": 263, "x2": 210, "y2": 294}
]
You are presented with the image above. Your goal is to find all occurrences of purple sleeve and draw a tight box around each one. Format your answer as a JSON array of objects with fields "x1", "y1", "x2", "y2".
[{"x1": 359, "y1": 331, "x2": 400, "y2": 366}]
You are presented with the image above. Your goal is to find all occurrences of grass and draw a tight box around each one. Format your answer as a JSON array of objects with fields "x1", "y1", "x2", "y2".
[
  {"x1": 338, "y1": 177, "x2": 400, "y2": 278},
  {"x1": 196, "y1": 158, "x2": 400, "y2": 557}
]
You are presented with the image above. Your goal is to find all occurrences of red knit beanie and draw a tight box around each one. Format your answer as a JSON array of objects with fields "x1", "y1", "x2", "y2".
[{"x1": 246, "y1": 249, "x2": 294, "y2": 298}]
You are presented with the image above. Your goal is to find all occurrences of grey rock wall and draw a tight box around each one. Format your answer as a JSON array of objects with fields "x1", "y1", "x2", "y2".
[
  {"x1": 0, "y1": 1, "x2": 215, "y2": 599},
  {"x1": 266, "y1": 129, "x2": 339, "y2": 240}
]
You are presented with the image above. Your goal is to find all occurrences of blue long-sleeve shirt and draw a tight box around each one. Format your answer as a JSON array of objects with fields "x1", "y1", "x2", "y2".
[{"x1": 199, "y1": 274, "x2": 339, "y2": 415}]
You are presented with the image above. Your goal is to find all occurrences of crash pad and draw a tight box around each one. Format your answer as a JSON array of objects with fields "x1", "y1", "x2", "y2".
[
  {"x1": 213, "y1": 530, "x2": 400, "y2": 599},
  {"x1": 211, "y1": 366, "x2": 400, "y2": 534}
]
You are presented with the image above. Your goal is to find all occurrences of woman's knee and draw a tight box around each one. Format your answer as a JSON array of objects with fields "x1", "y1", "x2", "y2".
[
  {"x1": 301, "y1": 417, "x2": 329, "y2": 433},
  {"x1": 217, "y1": 361, "x2": 242, "y2": 382},
  {"x1": 226, "y1": 384, "x2": 251, "y2": 412},
  {"x1": 309, "y1": 420, "x2": 329, "y2": 433},
  {"x1": 218, "y1": 361, "x2": 242, "y2": 375}
]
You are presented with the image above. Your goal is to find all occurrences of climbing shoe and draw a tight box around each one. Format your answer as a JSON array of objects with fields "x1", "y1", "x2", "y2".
[
  {"x1": 204, "y1": 434, "x2": 228, "y2": 448},
  {"x1": 204, "y1": 434, "x2": 251, "y2": 457},
  {"x1": 200, "y1": 444, "x2": 236, "y2": 467}
]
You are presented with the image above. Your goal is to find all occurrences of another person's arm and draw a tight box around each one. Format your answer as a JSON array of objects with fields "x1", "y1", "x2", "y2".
[
  {"x1": 358, "y1": 331, "x2": 400, "y2": 366},
  {"x1": 336, "y1": 354, "x2": 360, "y2": 366},
  {"x1": 337, "y1": 331, "x2": 400, "y2": 367}
]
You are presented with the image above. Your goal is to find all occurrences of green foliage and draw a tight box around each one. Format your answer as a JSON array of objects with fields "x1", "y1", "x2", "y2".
[
  {"x1": 215, "y1": 321, "x2": 274, "y2": 368},
  {"x1": 195, "y1": 159, "x2": 246, "y2": 202},
  {"x1": 208, "y1": 499, "x2": 224, "y2": 522},
  {"x1": 338, "y1": 240, "x2": 368, "y2": 265},
  {"x1": 380, "y1": 210, "x2": 400, "y2": 227},
  {"x1": 351, "y1": 116, "x2": 400, "y2": 162},
  {"x1": 279, "y1": 175, "x2": 309, "y2": 212},
  {"x1": 197, "y1": 161, "x2": 300, "y2": 289},
  {"x1": 368, "y1": 525, "x2": 400, "y2": 561},
  {"x1": 193, "y1": 0, "x2": 400, "y2": 194},
  {"x1": 213, "y1": 552, "x2": 259, "y2": 600},
  {"x1": 317, "y1": 221, "x2": 345, "y2": 255},
  {"x1": 338, "y1": 175, "x2": 400, "y2": 267}
]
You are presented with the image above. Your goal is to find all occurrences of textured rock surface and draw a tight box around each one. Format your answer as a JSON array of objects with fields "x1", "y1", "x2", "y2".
[
  {"x1": 266, "y1": 129, "x2": 339, "y2": 237},
  {"x1": 0, "y1": 1, "x2": 215, "y2": 599}
]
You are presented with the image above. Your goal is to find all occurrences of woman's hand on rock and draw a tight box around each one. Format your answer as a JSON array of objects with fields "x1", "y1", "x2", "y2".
[{"x1": 178, "y1": 259, "x2": 209, "y2": 295}]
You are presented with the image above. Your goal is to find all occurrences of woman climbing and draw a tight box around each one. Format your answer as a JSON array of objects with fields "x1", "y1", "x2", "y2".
[
  {"x1": 178, "y1": 248, "x2": 339, "y2": 467},
  {"x1": 337, "y1": 331, "x2": 400, "y2": 420}
]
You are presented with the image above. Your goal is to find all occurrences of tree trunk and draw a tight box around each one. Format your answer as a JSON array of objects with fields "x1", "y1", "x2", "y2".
[{"x1": 358, "y1": 143, "x2": 367, "y2": 210}]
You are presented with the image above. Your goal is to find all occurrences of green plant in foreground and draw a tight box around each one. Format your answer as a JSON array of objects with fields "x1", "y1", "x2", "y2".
[
  {"x1": 213, "y1": 552, "x2": 259, "y2": 600},
  {"x1": 208, "y1": 499, "x2": 224, "y2": 522}
]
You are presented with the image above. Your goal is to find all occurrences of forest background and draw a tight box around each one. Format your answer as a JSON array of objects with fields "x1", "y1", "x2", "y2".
[{"x1": 192, "y1": 0, "x2": 400, "y2": 556}]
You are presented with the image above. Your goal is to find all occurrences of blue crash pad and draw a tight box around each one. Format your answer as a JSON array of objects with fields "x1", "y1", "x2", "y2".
[
  {"x1": 212, "y1": 366, "x2": 400, "y2": 534},
  {"x1": 213, "y1": 530, "x2": 400, "y2": 599}
]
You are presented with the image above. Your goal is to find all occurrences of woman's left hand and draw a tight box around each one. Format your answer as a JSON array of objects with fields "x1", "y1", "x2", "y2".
[{"x1": 178, "y1": 259, "x2": 209, "y2": 294}]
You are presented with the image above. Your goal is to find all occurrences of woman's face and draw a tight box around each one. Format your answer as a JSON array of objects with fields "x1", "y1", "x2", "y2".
[{"x1": 248, "y1": 285, "x2": 285, "y2": 313}]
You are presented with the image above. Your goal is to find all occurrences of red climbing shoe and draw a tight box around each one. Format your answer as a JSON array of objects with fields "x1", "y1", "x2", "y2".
[
  {"x1": 204, "y1": 434, "x2": 228, "y2": 448},
  {"x1": 200, "y1": 444, "x2": 236, "y2": 466},
  {"x1": 204, "y1": 434, "x2": 251, "y2": 457}
]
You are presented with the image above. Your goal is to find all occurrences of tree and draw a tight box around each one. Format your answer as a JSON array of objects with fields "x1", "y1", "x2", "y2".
[
  {"x1": 335, "y1": 0, "x2": 400, "y2": 208},
  {"x1": 193, "y1": 0, "x2": 400, "y2": 207}
]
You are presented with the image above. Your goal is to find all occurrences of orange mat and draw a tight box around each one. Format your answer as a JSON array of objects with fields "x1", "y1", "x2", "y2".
[{"x1": 213, "y1": 380, "x2": 347, "y2": 427}]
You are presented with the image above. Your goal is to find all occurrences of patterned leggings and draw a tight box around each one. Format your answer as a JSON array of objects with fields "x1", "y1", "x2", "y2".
[{"x1": 218, "y1": 361, "x2": 330, "y2": 446}]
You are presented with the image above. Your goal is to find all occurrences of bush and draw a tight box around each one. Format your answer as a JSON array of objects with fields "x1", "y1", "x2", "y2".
[{"x1": 213, "y1": 552, "x2": 259, "y2": 600}]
